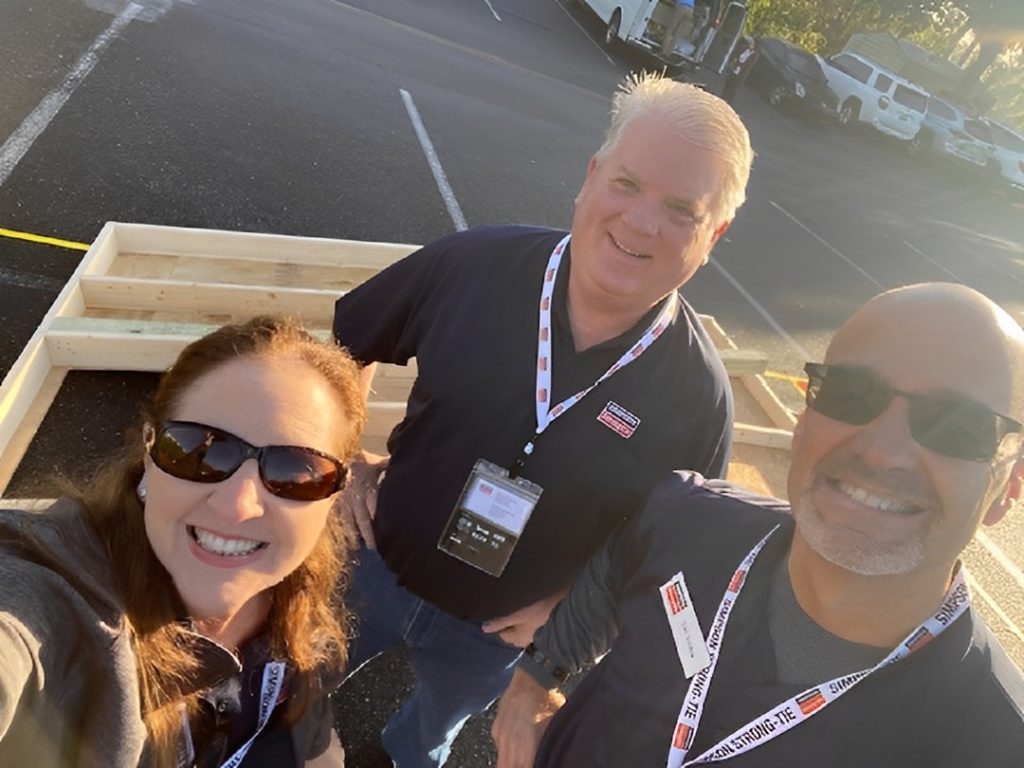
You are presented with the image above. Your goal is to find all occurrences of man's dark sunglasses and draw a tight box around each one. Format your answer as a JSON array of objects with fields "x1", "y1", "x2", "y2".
[
  {"x1": 147, "y1": 420, "x2": 348, "y2": 501},
  {"x1": 804, "y1": 363, "x2": 1022, "y2": 462}
]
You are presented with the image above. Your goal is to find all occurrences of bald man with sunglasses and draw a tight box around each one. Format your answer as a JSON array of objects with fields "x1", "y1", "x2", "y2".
[{"x1": 492, "y1": 282, "x2": 1024, "y2": 768}]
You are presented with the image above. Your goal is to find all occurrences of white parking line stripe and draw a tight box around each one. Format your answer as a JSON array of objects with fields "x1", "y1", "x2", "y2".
[
  {"x1": 933, "y1": 221, "x2": 1024, "y2": 287},
  {"x1": 708, "y1": 257, "x2": 813, "y2": 360},
  {"x1": 482, "y1": 0, "x2": 502, "y2": 21},
  {"x1": 552, "y1": 0, "x2": 616, "y2": 67},
  {"x1": 967, "y1": 572, "x2": 1024, "y2": 645},
  {"x1": 976, "y1": 530, "x2": 1024, "y2": 594},
  {"x1": 901, "y1": 240, "x2": 962, "y2": 282},
  {"x1": 0, "y1": 2, "x2": 141, "y2": 188},
  {"x1": 400, "y1": 89, "x2": 468, "y2": 232},
  {"x1": 770, "y1": 201, "x2": 884, "y2": 290}
]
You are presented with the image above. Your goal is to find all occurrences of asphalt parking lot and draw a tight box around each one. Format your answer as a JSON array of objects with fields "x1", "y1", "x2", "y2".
[{"x1": 2, "y1": 1, "x2": 1023, "y2": 765}]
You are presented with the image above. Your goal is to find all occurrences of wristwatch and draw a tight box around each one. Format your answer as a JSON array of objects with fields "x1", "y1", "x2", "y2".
[{"x1": 522, "y1": 642, "x2": 571, "y2": 687}]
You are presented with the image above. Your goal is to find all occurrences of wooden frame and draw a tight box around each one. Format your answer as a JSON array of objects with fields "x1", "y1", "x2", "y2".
[
  {"x1": 0, "y1": 222, "x2": 417, "y2": 495},
  {"x1": 0, "y1": 222, "x2": 795, "y2": 498}
]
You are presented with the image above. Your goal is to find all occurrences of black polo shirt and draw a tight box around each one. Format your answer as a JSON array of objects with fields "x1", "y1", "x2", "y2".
[
  {"x1": 535, "y1": 474, "x2": 1024, "y2": 767},
  {"x1": 333, "y1": 225, "x2": 732, "y2": 620}
]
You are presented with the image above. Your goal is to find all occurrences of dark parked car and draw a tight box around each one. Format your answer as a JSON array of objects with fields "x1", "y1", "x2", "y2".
[{"x1": 747, "y1": 37, "x2": 838, "y2": 122}]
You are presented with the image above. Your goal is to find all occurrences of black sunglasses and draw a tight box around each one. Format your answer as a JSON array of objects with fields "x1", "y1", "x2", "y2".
[
  {"x1": 146, "y1": 421, "x2": 348, "y2": 501},
  {"x1": 804, "y1": 363, "x2": 1021, "y2": 462}
]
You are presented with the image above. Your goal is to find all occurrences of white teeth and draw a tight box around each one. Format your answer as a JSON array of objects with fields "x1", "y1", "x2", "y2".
[
  {"x1": 835, "y1": 481, "x2": 917, "y2": 514},
  {"x1": 611, "y1": 235, "x2": 645, "y2": 258},
  {"x1": 192, "y1": 527, "x2": 264, "y2": 557}
]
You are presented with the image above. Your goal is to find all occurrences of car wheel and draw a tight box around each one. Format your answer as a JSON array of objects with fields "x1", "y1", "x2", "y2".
[
  {"x1": 839, "y1": 101, "x2": 859, "y2": 127},
  {"x1": 908, "y1": 132, "x2": 926, "y2": 157},
  {"x1": 768, "y1": 86, "x2": 787, "y2": 107},
  {"x1": 605, "y1": 11, "x2": 621, "y2": 48}
]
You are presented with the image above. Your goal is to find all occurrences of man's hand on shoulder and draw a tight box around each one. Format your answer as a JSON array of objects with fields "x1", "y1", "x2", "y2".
[
  {"x1": 492, "y1": 668, "x2": 564, "y2": 768},
  {"x1": 337, "y1": 452, "x2": 389, "y2": 550},
  {"x1": 481, "y1": 589, "x2": 568, "y2": 648}
]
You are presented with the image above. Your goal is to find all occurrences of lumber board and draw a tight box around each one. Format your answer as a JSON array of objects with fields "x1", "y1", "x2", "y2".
[
  {"x1": 79, "y1": 276, "x2": 340, "y2": 324},
  {"x1": 0, "y1": 238, "x2": 113, "y2": 493},
  {"x1": 42, "y1": 317, "x2": 416, "y2": 386},
  {"x1": 43, "y1": 316, "x2": 765, "y2": 378},
  {"x1": 0, "y1": 366, "x2": 68, "y2": 495},
  {"x1": 717, "y1": 348, "x2": 766, "y2": 375},
  {"x1": 45, "y1": 317, "x2": 214, "y2": 371},
  {"x1": 740, "y1": 372, "x2": 797, "y2": 430},
  {"x1": 733, "y1": 422, "x2": 793, "y2": 450},
  {"x1": 698, "y1": 313, "x2": 732, "y2": 348},
  {"x1": 106, "y1": 253, "x2": 382, "y2": 292},
  {"x1": 112, "y1": 222, "x2": 418, "y2": 268}
]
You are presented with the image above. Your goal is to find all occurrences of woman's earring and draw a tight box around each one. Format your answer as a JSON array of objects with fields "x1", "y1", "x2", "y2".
[{"x1": 137, "y1": 478, "x2": 148, "y2": 502}]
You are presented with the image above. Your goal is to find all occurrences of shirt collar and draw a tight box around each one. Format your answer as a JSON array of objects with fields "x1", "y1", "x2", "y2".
[{"x1": 552, "y1": 244, "x2": 680, "y2": 356}]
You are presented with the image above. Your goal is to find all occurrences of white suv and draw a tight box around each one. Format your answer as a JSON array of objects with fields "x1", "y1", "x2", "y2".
[
  {"x1": 819, "y1": 52, "x2": 928, "y2": 140},
  {"x1": 984, "y1": 119, "x2": 1024, "y2": 192}
]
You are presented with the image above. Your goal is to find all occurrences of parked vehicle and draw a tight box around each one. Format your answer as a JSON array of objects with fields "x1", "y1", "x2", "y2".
[
  {"x1": 819, "y1": 51, "x2": 927, "y2": 140},
  {"x1": 983, "y1": 119, "x2": 1024, "y2": 191},
  {"x1": 909, "y1": 97, "x2": 997, "y2": 172},
  {"x1": 577, "y1": 0, "x2": 747, "y2": 74},
  {"x1": 745, "y1": 37, "x2": 838, "y2": 122}
]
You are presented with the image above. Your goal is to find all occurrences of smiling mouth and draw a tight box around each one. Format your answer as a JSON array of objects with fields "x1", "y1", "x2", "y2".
[
  {"x1": 610, "y1": 234, "x2": 650, "y2": 259},
  {"x1": 828, "y1": 478, "x2": 923, "y2": 516},
  {"x1": 188, "y1": 525, "x2": 268, "y2": 557}
]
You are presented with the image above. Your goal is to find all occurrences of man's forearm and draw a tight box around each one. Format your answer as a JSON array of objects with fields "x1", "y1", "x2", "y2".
[{"x1": 520, "y1": 534, "x2": 621, "y2": 686}]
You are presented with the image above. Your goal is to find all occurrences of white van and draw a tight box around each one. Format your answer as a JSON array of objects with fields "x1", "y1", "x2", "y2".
[
  {"x1": 579, "y1": 0, "x2": 747, "y2": 74},
  {"x1": 819, "y1": 51, "x2": 928, "y2": 140}
]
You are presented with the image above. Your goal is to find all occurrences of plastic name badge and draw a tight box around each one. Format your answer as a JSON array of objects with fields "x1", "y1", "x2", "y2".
[{"x1": 437, "y1": 459, "x2": 543, "y2": 577}]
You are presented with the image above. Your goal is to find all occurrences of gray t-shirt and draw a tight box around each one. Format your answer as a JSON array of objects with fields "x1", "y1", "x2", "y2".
[{"x1": 769, "y1": 558, "x2": 888, "y2": 686}]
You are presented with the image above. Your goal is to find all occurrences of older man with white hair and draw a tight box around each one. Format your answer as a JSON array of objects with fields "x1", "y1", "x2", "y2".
[{"x1": 333, "y1": 73, "x2": 754, "y2": 766}]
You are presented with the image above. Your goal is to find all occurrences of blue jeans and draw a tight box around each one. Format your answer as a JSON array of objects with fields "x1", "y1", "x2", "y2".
[{"x1": 345, "y1": 548, "x2": 522, "y2": 768}]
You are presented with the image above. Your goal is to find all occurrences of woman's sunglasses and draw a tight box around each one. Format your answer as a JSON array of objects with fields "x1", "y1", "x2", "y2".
[
  {"x1": 146, "y1": 420, "x2": 348, "y2": 501},
  {"x1": 804, "y1": 363, "x2": 1021, "y2": 462}
]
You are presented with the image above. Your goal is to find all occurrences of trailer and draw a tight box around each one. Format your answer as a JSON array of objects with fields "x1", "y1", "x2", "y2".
[{"x1": 578, "y1": 0, "x2": 748, "y2": 74}]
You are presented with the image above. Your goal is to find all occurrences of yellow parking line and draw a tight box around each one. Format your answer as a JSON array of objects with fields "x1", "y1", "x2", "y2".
[
  {"x1": 764, "y1": 369, "x2": 807, "y2": 394},
  {"x1": 0, "y1": 227, "x2": 90, "y2": 251}
]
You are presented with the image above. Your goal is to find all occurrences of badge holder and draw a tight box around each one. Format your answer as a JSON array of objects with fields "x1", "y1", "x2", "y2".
[{"x1": 437, "y1": 459, "x2": 543, "y2": 577}]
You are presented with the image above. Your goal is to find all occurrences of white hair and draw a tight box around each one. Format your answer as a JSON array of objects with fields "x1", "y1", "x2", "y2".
[{"x1": 596, "y1": 72, "x2": 754, "y2": 224}]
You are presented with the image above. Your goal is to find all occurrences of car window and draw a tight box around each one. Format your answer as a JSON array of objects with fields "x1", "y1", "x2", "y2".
[
  {"x1": 832, "y1": 54, "x2": 871, "y2": 83},
  {"x1": 928, "y1": 98, "x2": 957, "y2": 122},
  {"x1": 874, "y1": 73, "x2": 893, "y2": 93},
  {"x1": 964, "y1": 119, "x2": 992, "y2": 143},
  {"x1": 893, "y1": 84, "x2": 927, "y2": 112},
  {"x1": 987, "y1": 122, "x2": 1024, "y2": 152},
  {"x1": 786, "y1": 47, "x2": 824, "y2": 81},
  {"x1": 761, "y1": 38, "x2": 784, "y2": 58}
]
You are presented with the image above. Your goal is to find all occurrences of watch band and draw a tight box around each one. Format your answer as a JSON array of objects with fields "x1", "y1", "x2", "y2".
[{"x1": 522, "y1": 642, "x2": 571, "y2": 687}]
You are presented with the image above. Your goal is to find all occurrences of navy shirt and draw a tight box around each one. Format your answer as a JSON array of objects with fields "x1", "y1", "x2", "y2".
[
  {"x1": 189, "y1": 633, "x2": 337, "y2": 767},
  {"x1": 333, "y1": 226, "x2": 732, "y2": 620},
  {"x1": 535, "y1": 474, "x2": 1024, "y2": 767}
]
